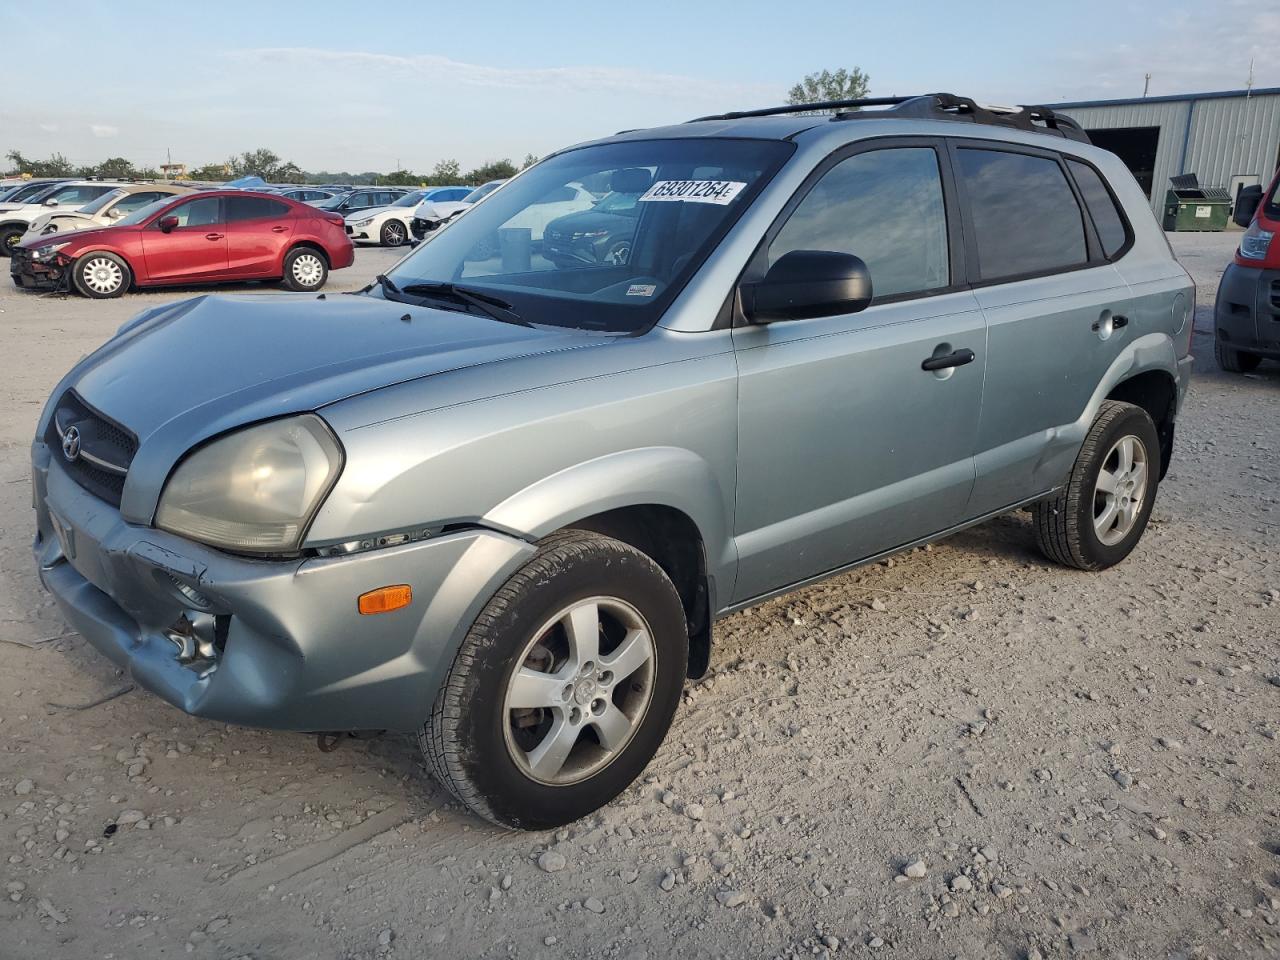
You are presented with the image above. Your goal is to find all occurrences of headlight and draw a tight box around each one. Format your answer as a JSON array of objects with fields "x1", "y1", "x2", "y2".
[
  {"x1": 156, "y1": 414, "x2": 343, "y2": 554},
  {"x1": 33, "y1": 241, "x2": 70, "y2": 261},
  {"x1": 352, "y1": 217, "x2": 374, "y2": 228}
]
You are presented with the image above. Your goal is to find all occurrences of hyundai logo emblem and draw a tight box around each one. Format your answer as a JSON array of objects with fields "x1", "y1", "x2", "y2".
[{"x1": 61, "y1": 426, "x2": 81, "y2": 462}]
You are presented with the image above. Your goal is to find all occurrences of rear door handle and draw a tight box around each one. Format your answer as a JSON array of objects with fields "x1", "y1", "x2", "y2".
[
  {"x1": 1092, "y1": 314, "x2": 1129, "y2": 331},
  {"x1": 205, "y1": 232, "x2": 224, "y2": 241},
  {"x1": 921, "y1": 348, "x2": 976, "y2": 372}
]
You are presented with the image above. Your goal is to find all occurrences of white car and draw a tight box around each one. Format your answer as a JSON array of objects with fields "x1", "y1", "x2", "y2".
[
  {"x1": 344, "y1": 189, "x2": 434, "y2": 247},
  {"x1": 409, "y1": 182, "x2": 502, "y2": 240},
  {"x1": 0, "y1": 181, "x2": 129, "y2": 256},
  {"x1": 497, "y1": 182, "x2": 597, "y2": 241},
  {"x1": 19, "y1": 183, "x2": 195, "y2": 245}
]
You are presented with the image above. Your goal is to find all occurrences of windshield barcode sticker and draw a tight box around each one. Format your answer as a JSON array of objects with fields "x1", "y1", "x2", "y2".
[{"x1": 637, "y1": 180, "x2": 747, "y2": 205}]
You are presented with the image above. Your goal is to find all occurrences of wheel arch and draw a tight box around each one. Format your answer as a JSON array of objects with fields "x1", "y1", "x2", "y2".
[
  {"x1": 283, "y1": 240, "x2": 330, "y2": 269},
  {"x1": 1105, "y1": 369, "x2": 1178, "y2": 478},
  {"x1": 72, "y1": 248, "x2": 137, "y2": 290},
  {"x1": 1084, "y1": 333, "x2": 1182, "y2": 479},
  {"x1": 482, "y1": 447, "x2": 734, "y2": 679}
]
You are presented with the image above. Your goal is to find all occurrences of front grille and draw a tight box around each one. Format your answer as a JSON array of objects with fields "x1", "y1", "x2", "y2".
[{"x1": 44, "y1": 391, "x2": 137, "y2": 507}]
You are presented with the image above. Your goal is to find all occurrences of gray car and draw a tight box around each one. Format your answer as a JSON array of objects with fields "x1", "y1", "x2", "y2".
[{"x1": 31, "y1": 94, "x2": 1194, "y2": 829}]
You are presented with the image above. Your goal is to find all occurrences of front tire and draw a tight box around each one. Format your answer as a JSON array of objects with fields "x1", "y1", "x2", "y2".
[
  {"x1": 380, "y1": 220, "x2": 408, "y2": 247},
  {"x1": 1033, "y1": 400, "x2": 1160, "y2": 571},
  {"x1": 0, "y1": 226, "x2": 24, "y2": 258},
  {"x1": 1214, "y1": 338, "x2": 1261, "y2": 373},
  {"x1": 72, "y1": 252, "x2": 131, "y2": 299},
  {"x1": 281, "y1": 247, "x2": 328, "y2": 291},
  {"x1": 420, "y1": 531, "x2": 688, "y2": 830}
]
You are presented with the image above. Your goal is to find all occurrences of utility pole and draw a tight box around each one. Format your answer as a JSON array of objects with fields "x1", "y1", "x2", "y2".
[
  {"x1": 1142, "y1": 73, "x2": 1151, "y2": 98},
  {"x1": 1247, "y1": 57, "x2": 1255, "y2": 98}
]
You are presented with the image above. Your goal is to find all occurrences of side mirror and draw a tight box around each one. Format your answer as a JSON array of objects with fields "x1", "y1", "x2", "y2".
[
  {"x1": 742, "y1": 250, "x2": 873, "y2": 323},
  {"x1": 44, "y1": 197, "x2": 59, "y2": 207},
  {"x1": 107, "y1": 207, "x2": 124, "y2": 219},
  {"x1": 157, "y1": 215, "x2": 179, "y2": 233},
  {"x1": 1233, "y1": 184, "x2": 1263, "y2": 227}
]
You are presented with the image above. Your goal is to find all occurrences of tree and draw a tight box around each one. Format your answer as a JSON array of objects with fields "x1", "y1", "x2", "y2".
[
  {"x1": 464, "y1": 159, "x2": 518, "y2": 185},
  {"x1": 91, "y1": 157, "x2": 139, "y2": 179},
  {"x1": 189, "y1": 162, "x2": 232, "y2": 181},
  {"x1": 5, "y1": 150, "x2": 74, "y2": 178},
  {"x1": 230, "y1": 148, "x2": 302, "y2": 181},
  {"x1": 786, "y1": 67, "x2": 871, "y2": 108},
  {"x1": 427, "y1": 158, "x2": 461, "y2": 184},
  {"x1": 382, "y1": 169, "x2": 422, "y2": 186},
  {"x1": 521, "y1": 153, "x2": 539, "y2": 170}
]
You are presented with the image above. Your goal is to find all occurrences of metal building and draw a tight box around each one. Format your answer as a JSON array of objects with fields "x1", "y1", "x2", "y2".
[{"x1": 1050, "y1": 87, "x2": 1280, "y2": 216}]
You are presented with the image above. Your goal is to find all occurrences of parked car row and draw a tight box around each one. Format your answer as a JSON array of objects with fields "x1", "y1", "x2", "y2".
[{"x1": 11, "y1": 190, "x2": 354, "y2": 297}]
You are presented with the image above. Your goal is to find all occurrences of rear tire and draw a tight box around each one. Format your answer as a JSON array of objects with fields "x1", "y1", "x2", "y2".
[
  {"x1": 380, "y1": 220, "x2": 408, "y2": 247},
  {"x1": 281, "y1": 247, "x2": 328, "y2": 291},
  {"x1": 1033, "y1": 400, "x2": 1160, "y2": 571},
  {"x1": 1214, "y1": 337, "x2": 1261, "y2": 373},
  {"x1": 72, "y1": 252, "x2": 131, "y2": 299},
  {"x1": 419, "y1": 531, "x2": 688, "y2": 830}
]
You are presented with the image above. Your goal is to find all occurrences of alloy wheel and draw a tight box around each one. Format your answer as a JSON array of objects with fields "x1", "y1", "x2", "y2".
[
  {"x1": 502, "y1": 596, "x2": 656, "y2": 786},
  {"x1": 1093, "y1": 434, "x2": 1148, "y2": 546}
]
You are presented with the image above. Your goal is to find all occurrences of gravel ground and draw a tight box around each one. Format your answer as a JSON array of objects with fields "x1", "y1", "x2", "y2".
[{"x1": 0, "y1": 232, "x2": 1276, "y2": 960}]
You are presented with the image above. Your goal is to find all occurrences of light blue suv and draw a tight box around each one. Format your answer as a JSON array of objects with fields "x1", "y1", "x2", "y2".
[{"x1": 31, "y1": 94, "x2": 1194, "y2": 829}]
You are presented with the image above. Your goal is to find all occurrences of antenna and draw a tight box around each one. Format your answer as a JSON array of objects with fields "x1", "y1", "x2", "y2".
[
  {"x1": 1247, "y1": 57, "x2": 1255, "y2": 98},
  {"x1": 1143, "y1": 73, "x2": 1151, "y2": 98}
]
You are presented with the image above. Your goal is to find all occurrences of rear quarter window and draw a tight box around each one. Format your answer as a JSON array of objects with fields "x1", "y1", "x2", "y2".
[
  {"x1": 1067, "y1": 159, "x2": 1129, "y2": 258},
  {"x1": 956, "y1": 148, "x2": 1087, "y2": 281}
]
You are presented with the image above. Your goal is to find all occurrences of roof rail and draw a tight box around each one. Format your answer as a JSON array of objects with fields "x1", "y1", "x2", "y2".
[{"x1": 689, "y1": 93, "x2": 1091, "y2": 144}]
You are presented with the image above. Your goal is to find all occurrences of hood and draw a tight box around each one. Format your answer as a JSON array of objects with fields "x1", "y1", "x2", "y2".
[
  {"x1": 24, "y1": 212, "x2": 95, "y2": 235},
  {"x1": 414, "y1": 199, "x2": 469, "y2": 219},
  {"x1": 19, "y1": 224, "x2": 116, "y2": 250},
  {"x1": 62, "y1": 293, "x2": 612, "y2": 516},
  {"x1": 345, "y1": 204, "x2": 404, "y2": 222}
]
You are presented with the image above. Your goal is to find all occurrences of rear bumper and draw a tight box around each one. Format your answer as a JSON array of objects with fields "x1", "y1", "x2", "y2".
[
  {"x1": 1214, "y1": 261, "x2": 1280, "y2": 358},
  {"x1": 33, "y1": 441, "x2": 534, "y2": 732}
]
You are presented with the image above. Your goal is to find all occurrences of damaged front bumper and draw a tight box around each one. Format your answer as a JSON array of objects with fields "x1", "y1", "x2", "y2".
[
  {"x1": 32, "y1": 440, "x2": 535, "y2": 733},
  {"x1": 10, "y1": 247, "x2": 70, "y2": 292}
]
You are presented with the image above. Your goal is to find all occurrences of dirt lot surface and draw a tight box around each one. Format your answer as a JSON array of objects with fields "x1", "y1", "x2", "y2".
[{"x1": 0, "y1": 232, "x2": 1276, "y2": 960}]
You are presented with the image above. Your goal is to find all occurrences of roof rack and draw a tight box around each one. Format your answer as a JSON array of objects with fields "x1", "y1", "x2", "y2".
[{"x1": 689, "y1": 93, "x2": 1091, "y2": 144}]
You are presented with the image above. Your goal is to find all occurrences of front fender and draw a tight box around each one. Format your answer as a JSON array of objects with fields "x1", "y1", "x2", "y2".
[{"x1": 483, "y1": 446, "x2": 736, "y2": 601}]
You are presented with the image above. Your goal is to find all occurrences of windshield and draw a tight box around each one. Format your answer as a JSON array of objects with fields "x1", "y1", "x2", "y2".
[
  {"x1": 393, "y1": 191, "x2": 426, "y2": 208},
  {"x1": 78, "y1": 189, "x2": 128, "y2": 216},
  {"x1": 9, "y1": 183, "x2": 60, "y2": 206},
  {"x1": 116, "y1": 196, "x2": 179, "y2": 226},
  {"x1": 316, "y1": 193, "x2": 350, "y2": 210},
  {"x1": 464, "y1": 182, "x2": 502, "y2": 203},
  {"x1": 383, "y1": 138, "x2": 792, "y2": 333}
]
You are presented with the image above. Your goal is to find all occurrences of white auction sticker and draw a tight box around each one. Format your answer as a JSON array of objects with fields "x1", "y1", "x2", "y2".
[
  {"x1": 638, "y1": 180, "x2": 747, "y2": 205},
  {"x1": 626, "y1": 284, "x2": 657, "y2": 297}
]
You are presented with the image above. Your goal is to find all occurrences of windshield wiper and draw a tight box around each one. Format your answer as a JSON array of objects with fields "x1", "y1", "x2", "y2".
[{"x1": 399, "y1": 282, "x2": 532, "y2": 328}]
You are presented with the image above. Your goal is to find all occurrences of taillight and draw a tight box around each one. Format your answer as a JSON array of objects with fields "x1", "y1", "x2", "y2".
[
  {"x1": 324, "y1": 215, "x2": 344, "y2": 227},
  {"x1": 1238, "y1": 221, "x2": 1274, "y2": 261}
]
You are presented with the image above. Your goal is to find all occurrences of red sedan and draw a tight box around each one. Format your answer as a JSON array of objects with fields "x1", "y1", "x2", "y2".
[{"x1": 10, "y1": 190, "x2": 355, "y2": 298}]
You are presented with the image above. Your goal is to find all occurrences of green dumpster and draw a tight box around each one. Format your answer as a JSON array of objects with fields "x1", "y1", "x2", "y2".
[{"x1": 1161, "y1": 174, "x2": 1231, "y2": 232}]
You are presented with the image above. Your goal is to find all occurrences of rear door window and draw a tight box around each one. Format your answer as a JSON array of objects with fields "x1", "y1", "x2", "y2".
[
  {"x1": 955, "y1": 148, "x2": 1087, "y2": 280},
  {"x1": 1066, "y1": 159, "x2": 1128, "y2": 258},
  {"x1": 226, "y1": 196, "x2": 290, "y2": 221},
  {"x1": 768, "y1": 146, "x2": 950, "y2": 300}
]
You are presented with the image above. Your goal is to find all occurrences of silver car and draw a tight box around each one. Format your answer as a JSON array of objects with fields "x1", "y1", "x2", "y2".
[{"x1": 32, "y1": 94, "x2": 1194, "y2": 829}]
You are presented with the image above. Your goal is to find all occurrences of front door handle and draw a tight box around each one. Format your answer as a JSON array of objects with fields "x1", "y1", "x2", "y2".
[
  {"x1": 271, "y1": 225, "x2": 287, "y2": 233},
  {"x1": 204, "y1": 232, "x2": 224, "y2": 241},
  {"x1": 921, "y1": 348, "x2": 976, "y2": 372}
]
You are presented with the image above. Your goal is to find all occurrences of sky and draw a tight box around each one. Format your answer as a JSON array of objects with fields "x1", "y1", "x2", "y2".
[{"x1": 2, "y1": 0, "x2": 1278, "y2": 175}]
